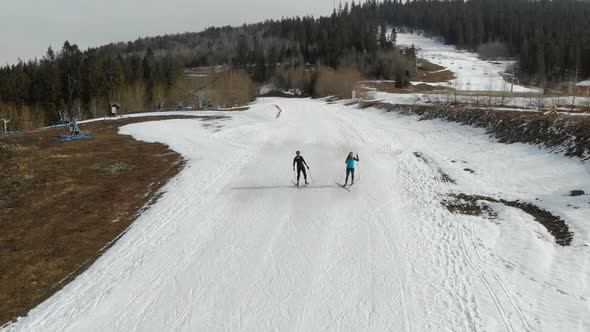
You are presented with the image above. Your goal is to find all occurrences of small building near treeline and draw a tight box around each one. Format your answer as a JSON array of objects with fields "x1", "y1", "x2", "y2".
[
  {"x1": 575, "y1": 80, "x2": 590, "y2": 95},
  {"x1": 108, "y1": 102, "x2": 121, "y2": 117}
]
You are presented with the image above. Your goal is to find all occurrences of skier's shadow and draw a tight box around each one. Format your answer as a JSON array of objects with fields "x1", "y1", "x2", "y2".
[
  {"x1": 230, "y1": 184, "x2": 340, "y2": 190},
  {"x1": 230, "y1": 185, "x2": 294, "y2": 190}
]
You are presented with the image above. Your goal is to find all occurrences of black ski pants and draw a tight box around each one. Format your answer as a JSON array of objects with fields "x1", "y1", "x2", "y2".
[
  {"x1": 345, "y1": 168, "x2": 355, "y2": 184},
  {"x1": 297, "y1": 166, "x2": 307, "y2": 182}
]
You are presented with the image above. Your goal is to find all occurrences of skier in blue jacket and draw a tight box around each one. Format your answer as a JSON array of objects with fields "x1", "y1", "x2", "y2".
[{"x1": 344, "y1": 152, "x2": 359, "y2": 186}]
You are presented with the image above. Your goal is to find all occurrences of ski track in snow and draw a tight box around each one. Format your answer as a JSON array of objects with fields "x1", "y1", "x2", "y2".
[{"x1": 4, "y1": 98, "x2": 590, "y2": 331}]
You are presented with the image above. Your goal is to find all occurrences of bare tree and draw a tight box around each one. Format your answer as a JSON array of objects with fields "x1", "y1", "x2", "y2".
[
  {"x1": 501, "y1": 79, "x2": 508, "y2": 106},
  {"x1": 570, "y1": 69, "x2": 580, "y2": 112},
  {"x1": 488, "y1": 74, "x2": 493, "y2": 105}
]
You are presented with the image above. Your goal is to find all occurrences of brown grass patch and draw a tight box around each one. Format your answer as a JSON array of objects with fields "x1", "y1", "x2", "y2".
[
  {"x1": 0, "y1": 115, "x2": 220, "y2": 325},
  {"x1": 314, "y1": 67, "x2": 362, "y2": 99},
  {"x1": 363, "y1": 81, "x2": 451, "y2": 94},
  {"x1": 414, "y1": 70, "x2": 455, "y2": 83},
  {"x1": 417, "y1": 59, "x2": 445, "y2": 72},
  {"x1": 412, "y1": 59, "x2": 455, "y2": 83}
]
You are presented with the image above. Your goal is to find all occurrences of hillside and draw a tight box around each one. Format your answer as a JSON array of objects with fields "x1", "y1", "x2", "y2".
[{"x1": 4, "y1": 98, "x2": 590, "y2": 331}]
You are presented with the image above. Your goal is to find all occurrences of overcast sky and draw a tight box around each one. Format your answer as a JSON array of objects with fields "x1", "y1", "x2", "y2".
[{"x1": 0, "y1": 0, "x2": 335, "y2": 65}]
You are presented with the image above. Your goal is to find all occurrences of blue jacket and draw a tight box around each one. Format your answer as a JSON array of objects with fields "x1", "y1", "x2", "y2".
[{"x1": 346, "y1": 155, "x2": 359, "y2": 169}]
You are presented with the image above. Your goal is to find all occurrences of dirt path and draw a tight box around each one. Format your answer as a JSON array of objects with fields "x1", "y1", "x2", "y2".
[{"x1": 0, "y1": 115, "x2": 220, "y2": 325}]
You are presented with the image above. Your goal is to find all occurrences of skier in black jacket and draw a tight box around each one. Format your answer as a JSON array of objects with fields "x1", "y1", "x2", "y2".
[{"x1": 293, "y1": 151, "x2": 310, "y2": 186}]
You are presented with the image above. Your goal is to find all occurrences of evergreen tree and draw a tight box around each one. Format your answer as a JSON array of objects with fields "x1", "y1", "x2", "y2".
[
  {"x1": 379, "y1": 24, "x2": 389, "y2": 48},
  {"x1": 388, "y1": 28, "x2": 397, "y2": 48}
]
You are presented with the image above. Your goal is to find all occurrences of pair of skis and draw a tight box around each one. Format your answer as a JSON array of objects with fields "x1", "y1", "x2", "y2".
[
  {"x1": 290, "y1": 180, "x2": 309, "y2": 189},
  {"x1": 291, "y1": 180, "x2": 352, "y2": 192},
  {"x1": 336, "y1": 182, "x2": 352, "y2": 192}
]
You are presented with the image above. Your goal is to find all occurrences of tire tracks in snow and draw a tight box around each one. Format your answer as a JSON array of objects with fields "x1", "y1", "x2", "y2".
[
  {"x1": 331, "y1": 105, "x2": 457, "y2": 330},
  {"x1": 349, "y1": 102, "x2": 532, "y2": 331},
  {"x1": 325, "y1": 104, "x2": 415, "y2": 330},
  {"x1": 105, "y1": 129, "x2": 262, "y2": 330},
  {"x1": 414, "y1": 150, "x2": 532, "y2": 332},
  {"x1": 399, "y1": 155, "x2": 479, "y2": 331}
]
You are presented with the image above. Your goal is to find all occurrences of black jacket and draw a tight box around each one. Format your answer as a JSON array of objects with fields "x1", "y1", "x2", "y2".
[{"x1": 293, "y1": 156, "x2": 309, "y2": 169}]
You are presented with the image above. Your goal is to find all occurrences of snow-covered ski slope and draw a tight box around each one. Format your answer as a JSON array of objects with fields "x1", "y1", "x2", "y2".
[
  {"x1": 5, "y1": 98, "x2": 590, "y2": 331},
  {"x1": 397, "y1": 32, "x2": 539, "y2": 93}
]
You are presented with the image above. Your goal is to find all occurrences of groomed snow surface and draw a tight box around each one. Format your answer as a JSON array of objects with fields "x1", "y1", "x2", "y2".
[
  {"x1": 397, "y1": 32, "x2": 539, "y2": 93},
  {"x1": 5, "y1": 98, "x2": 590, "y2": 331}
]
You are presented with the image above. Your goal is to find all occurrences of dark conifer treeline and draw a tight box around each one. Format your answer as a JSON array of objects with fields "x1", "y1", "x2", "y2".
[
  {"x1": 2, "y1": 0, "x2": 589, "y2": 126},
  {"x1": 374, "y1": 0, "x2": 590, "y2": 84},
  {"x1": 98, "y1": 2, "x2": 402, "y2": 81},
  {"x1": 97, "y1": 0, "x2": 590, "y2": 84},
  {"x1": 0, "y1": 2, "x2": 403, "y2": 124},
  {"x1": 0, "y1": 43, "x2": 182, "y2": 123}
]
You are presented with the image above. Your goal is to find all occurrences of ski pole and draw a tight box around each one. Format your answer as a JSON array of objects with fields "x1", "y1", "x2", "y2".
[
  {"x1": 308, "y1": 168, "x2": 315, "y2": 184},
  {"x1": 355, "y1": 155, "x2": 360, "y2": 184}
]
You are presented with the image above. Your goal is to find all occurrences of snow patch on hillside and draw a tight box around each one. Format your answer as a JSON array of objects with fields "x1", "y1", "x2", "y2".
[{"x1": 397, "y1": 32, "x2": 540, "y2": 93}]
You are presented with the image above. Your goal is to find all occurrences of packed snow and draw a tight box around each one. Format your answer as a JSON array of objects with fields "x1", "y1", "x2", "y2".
[
  {"x1": 397, "y1": 32, "x2": 540, "y2": 93},
  {"x1": 5, "y1": 98, "x2": 590, "y2": 331}
]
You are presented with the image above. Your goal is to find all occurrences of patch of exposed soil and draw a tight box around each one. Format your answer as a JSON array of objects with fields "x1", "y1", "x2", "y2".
[
  {"x1": 502, "y1": 200, "x2": 573, "y2": 246},
  {"x1": 443, "y1": 194, "x2": 498, "y2": 221},
  {"x1": 363, "y1": 81, "x2": 452, "y2": 93},
  {"x1": 443, "y1": 193, "x2": 573, "y2": 246},
  {"x1": 360, "y1": 60, "x2": 453, "y2": 93},
  {"x1": 417, "y1": 59, "x2": 445, "y2": 72},
  {"x1": 410, "y1": 59, "x2": 456, "y2": 85},
  {"x1": 0, "y1": 115, "x2": 220, "y2": 325},
  {"x1": 413, "y1": 69, "x2": 455, "y2": 84},
  {"x1": 359, "y1": 101, "x2": 590, "y2": 161},
  {"x1": 569, "y1": 190, "x2": 585, "y2": 197}
]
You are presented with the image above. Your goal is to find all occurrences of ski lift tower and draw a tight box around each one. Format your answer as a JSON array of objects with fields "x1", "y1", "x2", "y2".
[
  {"x1": 1, "y1": 118, "x2": 20, "y2": 136},
  {"x1": 58, "y1": 117, "x2": 94, "y2": 142},
  {"x1": 173, "y1": 73, "x2": 222, "y2": 111}
]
